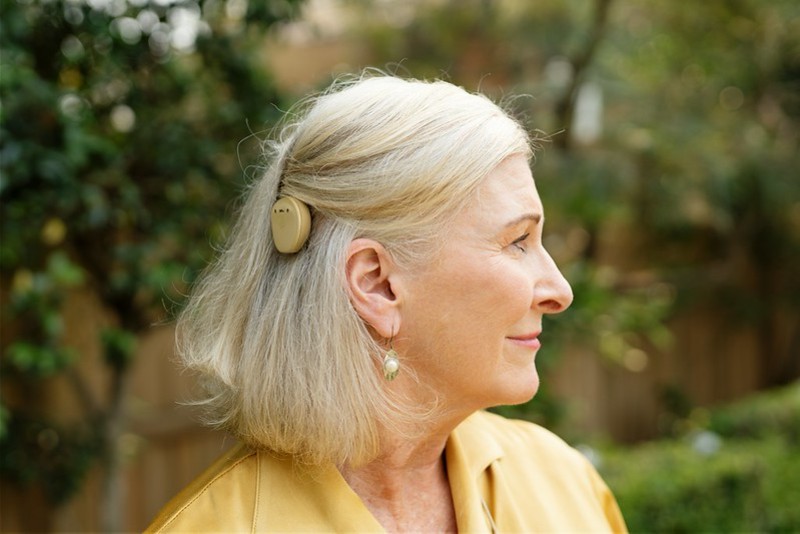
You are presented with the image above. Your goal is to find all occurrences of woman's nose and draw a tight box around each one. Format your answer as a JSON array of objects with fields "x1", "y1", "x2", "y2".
[{"x1": 533, "y1": 250, "x2": 573, "y2": 314}]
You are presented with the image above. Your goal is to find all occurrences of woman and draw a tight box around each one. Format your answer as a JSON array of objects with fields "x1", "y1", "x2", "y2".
[{"x1": 147, "y1": 74, "x2": 627, "y2": 532}]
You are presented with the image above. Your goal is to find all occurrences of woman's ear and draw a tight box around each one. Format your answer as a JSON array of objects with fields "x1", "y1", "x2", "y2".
[{"x1": 345, "y1": 238, "x2": 402, "y2": 339}]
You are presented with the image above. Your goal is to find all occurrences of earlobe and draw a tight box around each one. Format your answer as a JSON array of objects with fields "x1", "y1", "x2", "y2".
[{"x1": 345, "y1": 239, "x2": 401, "y2": 339}]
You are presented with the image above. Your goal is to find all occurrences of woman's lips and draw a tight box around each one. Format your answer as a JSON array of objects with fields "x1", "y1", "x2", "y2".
[{"x1": 507, "y1": 333, "x2": 542, "y2": 349}]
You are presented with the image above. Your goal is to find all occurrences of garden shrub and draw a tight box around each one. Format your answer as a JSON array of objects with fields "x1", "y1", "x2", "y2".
[
  {"x1": 598, "y1": 383, "x2": 800, "y2": 532},
  {"x1": 708, "y1": 382, "x2": 800, "y2": 443}
]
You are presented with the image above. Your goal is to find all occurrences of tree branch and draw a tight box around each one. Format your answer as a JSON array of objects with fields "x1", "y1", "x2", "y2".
[
  {"x1": 66, "y1": 365, "x2": 102, "y2": 417},
  {"x1": 555, "y1": 0, "x2": 614, "y2": 150}
]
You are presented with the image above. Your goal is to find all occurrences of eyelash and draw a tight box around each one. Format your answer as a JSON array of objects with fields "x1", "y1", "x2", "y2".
[{"x1": 511, "y1": 233, "x2": 530, "y2": 252}]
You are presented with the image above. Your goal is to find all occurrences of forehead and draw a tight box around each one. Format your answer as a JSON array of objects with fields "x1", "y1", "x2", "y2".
[{"x1": 462, "y1": 155, "x2": 542, "y2": 228}]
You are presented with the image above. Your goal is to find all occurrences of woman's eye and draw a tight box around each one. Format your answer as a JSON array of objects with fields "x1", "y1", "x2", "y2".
[{"x1": 511, "y1": 233, "x2": 530, "y2": 251}]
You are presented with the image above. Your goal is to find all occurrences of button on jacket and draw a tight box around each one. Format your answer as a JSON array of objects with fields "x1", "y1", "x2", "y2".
[{"x1": 146, "y1": 411, "x2": 627, "y2": 532}]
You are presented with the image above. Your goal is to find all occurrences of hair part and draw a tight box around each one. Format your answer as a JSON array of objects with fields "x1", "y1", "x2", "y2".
[{"x1": 177, "y1": 72, "x2": 533, "y2": 466}]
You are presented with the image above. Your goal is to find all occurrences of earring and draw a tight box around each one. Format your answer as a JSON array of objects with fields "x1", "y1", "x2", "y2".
[{"x1": 383, "y1": 333, "x2": 400, "y2": 381}]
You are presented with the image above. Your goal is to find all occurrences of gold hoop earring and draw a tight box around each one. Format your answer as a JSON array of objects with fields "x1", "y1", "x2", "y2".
[{"x1": 383, "y1": 331, "x2": 400, "y2": 381}]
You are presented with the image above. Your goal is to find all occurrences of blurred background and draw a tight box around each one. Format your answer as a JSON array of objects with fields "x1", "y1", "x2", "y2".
[{"x1": 1, "y1": 0, "x2": 799, "y2": 531}]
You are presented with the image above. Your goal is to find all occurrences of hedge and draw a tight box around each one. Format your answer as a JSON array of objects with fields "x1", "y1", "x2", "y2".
[{"x1": 597, "y1": 382, "x2": 800, "y2": 532}]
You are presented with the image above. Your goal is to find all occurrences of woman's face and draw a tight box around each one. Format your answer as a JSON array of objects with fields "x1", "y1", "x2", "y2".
[{"x1": 398, "y1": 154, "x2": 573, "y2": 412}]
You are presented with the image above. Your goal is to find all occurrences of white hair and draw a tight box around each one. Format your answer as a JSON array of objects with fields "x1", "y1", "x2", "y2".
[{"x1": 177, "y1": 73, "x2": 532, "y2": 466}]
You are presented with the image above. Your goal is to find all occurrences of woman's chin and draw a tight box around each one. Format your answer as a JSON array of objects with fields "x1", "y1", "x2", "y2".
[{"x1": 497, "y1": 370, "x2": 540, "y2": 407}]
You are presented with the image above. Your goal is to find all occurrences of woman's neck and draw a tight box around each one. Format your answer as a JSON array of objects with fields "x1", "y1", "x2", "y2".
[{"x1": 338, "y1": 415, "x2": 463, "y2": 533}]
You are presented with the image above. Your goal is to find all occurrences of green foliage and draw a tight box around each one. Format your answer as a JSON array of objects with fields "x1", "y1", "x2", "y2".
[
  {"x1": 100, "y1": 327, "x2": 137, "y2": 371},
  {"x1": 546, "y1": 260, "x2": 673, "y2": 364},
  {"x1": 599, "y1": 383, "x2": 800, "y2": 532},
  {"x1": 0, "y1": 403, "x2": 10, "y2": 441},
  {"x1": 708, "y1": 383, "x2": 800, "y2": 442},
  {"x1": 0, "y1": 413, "x2": 102, "y2": 505},
  {"x1": 5, "y1": 342, "x2": 76, "y2": 377},
  {"x1": 0, "y1": 0, "x2": 303, "y2": 510},
  {"x1": 4, "y1": 251, "x2": 84, "y2": 376},
  {"x1": 607, "y1": 439, "x2": 778, "y2": 531},
  {"x1": 596, "y1": 2, "x2": 800, "y2": 342},
  {"x1": 0, "y1": 0, "x2": 298, "y2": 316}
]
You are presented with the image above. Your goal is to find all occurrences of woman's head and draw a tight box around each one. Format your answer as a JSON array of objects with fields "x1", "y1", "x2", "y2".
[
  {"x1": 279, "y1": 75, "x2": 532, "y2": 265},
  {"x1": 178, "y1": 73, "x2": 537, "y2": 466}
]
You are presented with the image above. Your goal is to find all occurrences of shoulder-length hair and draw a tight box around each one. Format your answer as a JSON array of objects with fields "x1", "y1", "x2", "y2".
[{"x1": 177, "y1": 73, "x2": 532, "y2": 466}]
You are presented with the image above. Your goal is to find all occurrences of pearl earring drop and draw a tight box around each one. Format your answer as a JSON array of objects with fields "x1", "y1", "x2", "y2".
[{"x1": 383, "y1": 349, "x2": 400, "y2": 381}]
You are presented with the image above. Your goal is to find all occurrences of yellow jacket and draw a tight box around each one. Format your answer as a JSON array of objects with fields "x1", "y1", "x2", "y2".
[{"x1": 147, "y1": 411, "x2": 627, "y2": 532}]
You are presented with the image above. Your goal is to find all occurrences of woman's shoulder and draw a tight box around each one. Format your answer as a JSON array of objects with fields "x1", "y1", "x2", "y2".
[
  {"x1": 464, "y1": 410, "x2": 589, "y2": 467},
  {"x1": 145, "y1": 442, "x2": 259, "y2": 533},
  {"x1": 458, "y1": 413, "x2": 627, "y2": 532}
]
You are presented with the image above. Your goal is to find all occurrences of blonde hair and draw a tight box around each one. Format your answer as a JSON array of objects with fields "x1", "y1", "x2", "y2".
[{"x1": 177, "y1": 73, "x2": 531, "y2": 466}]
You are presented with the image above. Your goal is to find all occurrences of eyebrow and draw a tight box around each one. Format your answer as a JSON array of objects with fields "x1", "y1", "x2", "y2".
[{"x1": 503, "y1": 213, "x2": 543, "y2": 228}]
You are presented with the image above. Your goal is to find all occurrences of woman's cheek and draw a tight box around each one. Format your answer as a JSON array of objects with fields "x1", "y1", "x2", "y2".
[{"x1": 503, "y1": 268, "x2": 535, "y2": 312}]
